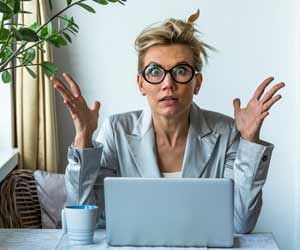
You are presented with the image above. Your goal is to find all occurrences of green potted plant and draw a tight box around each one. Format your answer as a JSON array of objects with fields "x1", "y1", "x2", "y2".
[{"x1": 0, "y1": 0, "x2": 126, "y2": 83}]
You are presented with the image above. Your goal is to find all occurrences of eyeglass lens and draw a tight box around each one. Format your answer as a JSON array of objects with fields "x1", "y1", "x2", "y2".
[{"x1": 143, "y1": 64, "x2": 194, "y2": 84}]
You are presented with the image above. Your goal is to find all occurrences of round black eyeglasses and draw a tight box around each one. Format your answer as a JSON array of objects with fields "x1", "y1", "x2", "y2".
[{"x1": 141, "y1": 63, "x2": 200, "y2": 84}]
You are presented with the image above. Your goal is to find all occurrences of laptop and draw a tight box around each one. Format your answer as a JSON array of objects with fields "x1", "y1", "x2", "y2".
[{"x1": 104, "y1": 177, "x2": 234, "y2": 247}]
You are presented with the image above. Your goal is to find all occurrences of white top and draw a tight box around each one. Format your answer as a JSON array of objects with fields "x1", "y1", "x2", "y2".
[{"x1": 161, "y1": 171, "x2": 182, "y2": 178}]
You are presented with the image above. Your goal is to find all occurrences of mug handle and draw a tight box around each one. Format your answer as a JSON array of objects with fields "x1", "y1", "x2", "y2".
[{"x1": 61, "y1": 209, "x2": 67, "y2": 233}]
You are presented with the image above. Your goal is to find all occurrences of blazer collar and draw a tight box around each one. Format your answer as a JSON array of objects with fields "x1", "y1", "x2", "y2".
[
  {"x1": 126, "y1": 103, "x2": 219, "y2": 177},
  {"x1": 181, "y1": 103, "x2": 220, "y2": 177}
]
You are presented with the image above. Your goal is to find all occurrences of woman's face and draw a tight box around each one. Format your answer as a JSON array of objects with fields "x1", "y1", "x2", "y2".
[{"x1": 137, "y1": 44, "x2": 202, "y2": 119}]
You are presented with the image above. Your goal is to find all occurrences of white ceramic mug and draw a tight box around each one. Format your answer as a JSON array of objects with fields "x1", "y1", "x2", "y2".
[{"x1": 61, "y1": 205, "x2": 98, "y2": 245}]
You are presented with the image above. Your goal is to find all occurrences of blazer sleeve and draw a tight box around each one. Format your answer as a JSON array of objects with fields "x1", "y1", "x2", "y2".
[
  {"x1": 223, "y1": 126, "x2": 274, "y2": 234},
  {"x1": 64, "y1": 118, "x2": 119, "y2": 227}
]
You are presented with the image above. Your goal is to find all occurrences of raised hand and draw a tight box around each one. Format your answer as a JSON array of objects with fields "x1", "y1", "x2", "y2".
[
  {"x1": 233, "y1": 77, "x2": 285, "y2": 143},
  {"x1": 52, "y1": 73, "x2": 100, "y2": 148}
]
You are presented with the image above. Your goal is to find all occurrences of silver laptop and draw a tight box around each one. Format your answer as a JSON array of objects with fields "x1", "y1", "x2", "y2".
[{"x1": 104, "y1": 177, "x2": 234, "y2": 247}]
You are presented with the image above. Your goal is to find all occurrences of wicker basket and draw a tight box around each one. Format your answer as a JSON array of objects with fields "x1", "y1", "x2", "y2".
[{"x1": 0, "y1": 169, "x2": 42, "y2": 228}]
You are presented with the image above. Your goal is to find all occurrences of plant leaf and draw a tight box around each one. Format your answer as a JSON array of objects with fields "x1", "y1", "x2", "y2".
[
  {"x1": 67, "y1": 0, "x2": 72, "y2": 5},
  {"x1": 2, "y1": 70, "x2": 11, "y2": 83},
  {"x1": 39, "y1": 26, "x2": 48, "y2": 38},
  {"x1": 2, "y1": 13, "x2": 13, "y2": 21},
  {"x1": 0, "y1": 2, "x2": 12, "y2": 14},
  {"x1": 22, "y1": 48, "x2": 36, "y2": 65},
  {"x1": 30, "y1": 22, "x2": 40, "y2": 32},
  {"x1": 59, "y1": 15, "x2": 79, "y2": 29},
  {"x1": 47, "y1": 34, "x2": 67, "y2": 47},
  {"x1": 41, "y1": 61, "x2": 58, "y2": 77},
  {"x1": 0, "y1": 50, "x2": 5, "y2": 59},
  {"x1": 7, "y1": 0, "x2": 21, "y2": 13},
  {"x1": 2, "y1": 47, "x2": 13, "y2": 61},
  {"x1": 13, "y1": 0, "x2": 21, "y2": 13},
  {"x1": 16, "y1": 28, "x2": 39, "y2": 41},
  {"x1": 69, "y1": 16, "x2": 79, "y2": 29},
  {"x1": 19, "y1": 10, "x2": 32, "y2": 14},
  {"x1": 107, "y1": 0, "x2": 119, "y2": 2},
  {"x1": 77, "y1": 3, "x2": 96, "y2": 13},
  {"x1": 117, "y1": 0, "x2": 126, "y2": 5},
  {"x1": 69, "y1": 26, "x2": 78, "y2": 33},
  {"x1": 66, "y1": 28, "x2": 77, "y2": 36},
  {"x1": 25, "y1": 66, "x2": 37, "y2": 78},
  {"x1": 93, "y1": 0, "x2": 109, "y2": 5},
  {"x1": 62, "y1": 32, "x2": 72, "y2": 43},
  {"x1": 0, "y1": 28, "x2": 10, "y2": 42},
  {"x1": 48, "y1": 0, "x2": 52, "y2": 10},
  {"x1": 19, "y1": 28, "x2": 39, "y2": 41},
  {"x1": 11, "y1": 27, "x2": 22, "y2": 41}
]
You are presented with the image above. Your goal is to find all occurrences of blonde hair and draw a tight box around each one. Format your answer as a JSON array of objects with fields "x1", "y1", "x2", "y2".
[{"x1": 134, "y1": 10, "x2": 213, "y2": 73}]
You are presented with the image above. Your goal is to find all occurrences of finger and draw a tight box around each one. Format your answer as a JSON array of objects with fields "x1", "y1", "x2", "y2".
[
  {"x1": 51, "y1": 75, "x2": 60, "y2": 86},
  {"x1": 261, "y1": 82, "x2": 285, "y2": 103},
  {"x1": 233, "y1": 98, "x2": 241, "y2": 113},
  {"x1": 253, "y1": 76, "x2": 274, "y2": 100},
  {"x1": 261, "y1": 111, "x2": 269, "y2": 120},
  {"x1": 52, "y1": 76, "x2": 76, "y2": 100},
  {"x1": 64, "y1": 100, "x2": 78, "y2": 119},
  {"x1": 263, "y1": 94, "x2": 282, "y2": 111},
  {"x1": 92, "y1": 101, "x2": 101, "y2": 113},
  {"x1": 63, "y1": 72, "x2": 82, "y2": 98},
  {"x1": 55, "y1": 84, "x2": 75, "y2": 103}
]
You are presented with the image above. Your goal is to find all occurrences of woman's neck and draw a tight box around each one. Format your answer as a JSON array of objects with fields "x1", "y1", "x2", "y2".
[{"x1": 152, "y1": 112, "x2": 190, "y2": 147}]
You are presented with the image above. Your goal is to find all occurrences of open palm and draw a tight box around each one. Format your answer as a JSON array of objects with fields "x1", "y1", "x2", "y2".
[
  {"x1": 233, "y1": 77, "x2": 285, "y2": 143},
  {"x1": 52, "y1": 73, "x2": 100, "y2": 148}
]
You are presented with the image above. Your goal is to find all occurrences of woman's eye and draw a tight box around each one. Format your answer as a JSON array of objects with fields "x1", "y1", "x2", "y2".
[
  {"x1": 174, "y1": 66, "x2": 188, "y2": 75},
  {"x1": 150, "y1": 68, "x2": 162, "y2": 76}
]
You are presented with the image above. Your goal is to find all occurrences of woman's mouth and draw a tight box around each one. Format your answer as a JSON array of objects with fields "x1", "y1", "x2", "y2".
[{"x1": 159, "y1": 96, "x2": 178, "y2": 105}]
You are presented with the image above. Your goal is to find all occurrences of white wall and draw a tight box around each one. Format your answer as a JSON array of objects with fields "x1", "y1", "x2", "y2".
[
  {"x1": 0, "y1": 83, "x2": 14, "y2": 150},
  {"x1": 293, "y1": 1, "x2": 300, "y2": 250},
  {"x1": 53, "y1": 0, "x2": 299, "y2": 249}
]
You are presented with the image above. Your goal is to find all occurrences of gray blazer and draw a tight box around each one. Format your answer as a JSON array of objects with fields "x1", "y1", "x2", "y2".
[{"x1": 65, "y1": 103, "x2": 273, "y2": 233}]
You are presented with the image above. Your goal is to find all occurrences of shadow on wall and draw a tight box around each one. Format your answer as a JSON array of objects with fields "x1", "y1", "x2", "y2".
[{"x1": 53, "y1": 46, "x2": 76, "y2": 172}]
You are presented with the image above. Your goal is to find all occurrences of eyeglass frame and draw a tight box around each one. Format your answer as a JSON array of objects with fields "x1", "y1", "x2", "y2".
[{"x1": 140, "y1": 63, "x2": 201, "y2": 84}]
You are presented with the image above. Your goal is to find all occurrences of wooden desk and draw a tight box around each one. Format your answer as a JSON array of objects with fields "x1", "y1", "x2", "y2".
[{"x1": 0, "y1": 229, "x2": 279, "y2": 250}]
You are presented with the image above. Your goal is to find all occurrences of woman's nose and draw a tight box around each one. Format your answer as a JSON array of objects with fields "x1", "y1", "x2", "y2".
[{"x1": 161, "y1": 72, "x2": 176, "y2": 90}]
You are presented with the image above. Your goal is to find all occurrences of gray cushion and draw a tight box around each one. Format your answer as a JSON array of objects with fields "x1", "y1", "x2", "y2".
[{"x1": 34, "y1": 170, "x2": 66, "y2": 229}]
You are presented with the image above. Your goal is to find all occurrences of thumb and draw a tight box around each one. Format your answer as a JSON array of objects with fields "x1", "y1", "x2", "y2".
[
  {"x1": 92, "y1": 101, "x2": 101, "y2": 113},
  {"x1": 233, "y1": 98, "x2": 241, "y2": 113}
]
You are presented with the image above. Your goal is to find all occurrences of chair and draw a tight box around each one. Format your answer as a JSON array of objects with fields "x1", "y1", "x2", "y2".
[
  {"x1": 0, "y1": 169, "x2": 42, "y2": 228},
  {"x1": 0, "y1": 169, "x2": 66, "y2": 229}
]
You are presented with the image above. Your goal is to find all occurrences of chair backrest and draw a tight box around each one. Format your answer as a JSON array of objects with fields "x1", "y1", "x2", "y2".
[{"x1": 0, "y1": 169, "x2": 42, "y2": 228}]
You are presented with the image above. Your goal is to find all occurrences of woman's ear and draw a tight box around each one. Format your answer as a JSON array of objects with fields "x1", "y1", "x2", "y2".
[
  {"x1": 137, "y1": 74, "x2": 146, "y2": 96},
  {"x1": 193, "y1": 73, "x2": 203, "y2": 95}
]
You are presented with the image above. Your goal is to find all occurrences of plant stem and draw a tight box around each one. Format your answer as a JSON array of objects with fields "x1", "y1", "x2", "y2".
[
  {"x1": 36, "y1": 0, "x2": 87, "y2": 33},
  {"x1": 0, "y1": 42, "x2": 26, "y2": 71},
  {"x1": 0, "y1": 0, "x2": 86, "y2": 72},
  {"x1": 0, "y1": 0, "x2": 119, "y2": 73},
  {"x1": 4, "y1": 63, "x2": 42, "y2": 71}
]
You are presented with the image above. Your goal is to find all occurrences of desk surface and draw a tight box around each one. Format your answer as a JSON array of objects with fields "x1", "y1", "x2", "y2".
[{"x1": 0, "y1": 229, "x2": 279, "y2": 250}]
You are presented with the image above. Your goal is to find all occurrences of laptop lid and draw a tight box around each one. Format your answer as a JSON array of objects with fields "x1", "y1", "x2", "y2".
[{"x1": 104, "y1": 178, "x2": 233, "y2": 247}]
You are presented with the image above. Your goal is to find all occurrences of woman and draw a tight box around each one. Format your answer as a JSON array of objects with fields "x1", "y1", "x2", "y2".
[{"x1": 52, "y1": 12, "x2": 284, "y2": 233}]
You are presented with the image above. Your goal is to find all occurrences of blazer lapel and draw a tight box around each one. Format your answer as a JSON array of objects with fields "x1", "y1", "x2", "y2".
[
  {"x1": 182, "y1": 103, "x2": 220, "y2": 178},
  {"x1": 125, "y1": 103, "x2": 220, "y2": 178},
  {"x1": 125, "y1": 107, "x2": 161, "y2": 178}
]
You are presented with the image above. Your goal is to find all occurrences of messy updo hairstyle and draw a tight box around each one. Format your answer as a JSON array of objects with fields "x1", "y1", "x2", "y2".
[{"x1": 135, "y1": 10, "x2": 213, "y2": 73}]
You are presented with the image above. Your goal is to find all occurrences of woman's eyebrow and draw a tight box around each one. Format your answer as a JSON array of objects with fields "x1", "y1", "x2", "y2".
[
  {"x1": 174, "y1": 60, "x2": 191, "y2": 65},
  {"x1": 146, "y1": 60, "x2": 191, "y2": 68},
  {"x1": 147, "y1": 61, "x2": 163, "y2": 67}
]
